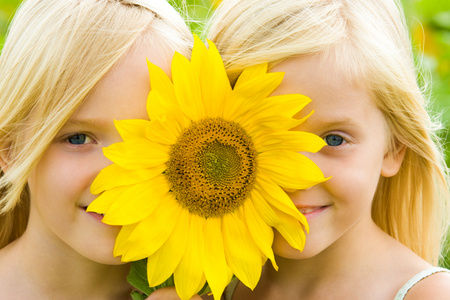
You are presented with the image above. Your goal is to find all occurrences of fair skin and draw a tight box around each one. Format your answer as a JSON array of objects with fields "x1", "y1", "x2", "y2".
[
  {"x1": 150, "y1": 54, "x2": 450, "y2": 300},
  {"x1": 0, "y1": 40, "x2": 173, "y2": 300}
]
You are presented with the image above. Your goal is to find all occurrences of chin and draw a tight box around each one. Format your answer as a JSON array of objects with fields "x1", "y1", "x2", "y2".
[
  {"x1": 80, "y1": 241, "x2": 127, "y2": 266},
  {"x1": 272, "y1": 232, "x2": 306, "y2": 260},
  {"x1": 87, "y1": 253, "x2": 129, "y2": 266},
  {"x1": 272, "y1": 232, "x2": 322, "y2": 260}
]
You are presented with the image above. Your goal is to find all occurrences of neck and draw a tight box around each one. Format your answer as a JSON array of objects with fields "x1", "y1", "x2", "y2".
[
  {"x1": 0, "y1": 228, "x2": 131, "y2": 300},
  {"x1": 255, "y1": 218, "x2": 397, "y2": 299}
]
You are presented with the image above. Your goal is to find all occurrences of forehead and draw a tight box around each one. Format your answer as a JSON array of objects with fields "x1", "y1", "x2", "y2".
[
  {"x1": 70, "y1": 42, "x2": 173, "y2": 123},
  {"x1": 269, "y1": 53, "x2": 385, "y2": 131}
]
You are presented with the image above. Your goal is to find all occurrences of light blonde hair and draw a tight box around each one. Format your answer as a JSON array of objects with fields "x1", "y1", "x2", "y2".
[
  {"x1": 0, "y1": 0, "x2": 192, "y2": 248},
  {"x1": 207, "y1": 0, "x2": 450, "y2": 265}
]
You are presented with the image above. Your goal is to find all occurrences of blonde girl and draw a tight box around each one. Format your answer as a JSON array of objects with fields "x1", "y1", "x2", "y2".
[
  {"x1": 201, "y1": 0, "x2": 450, "y2": 299},
  {"x1": 0, "y1": 0, "x2": 192, "y2": 298}
]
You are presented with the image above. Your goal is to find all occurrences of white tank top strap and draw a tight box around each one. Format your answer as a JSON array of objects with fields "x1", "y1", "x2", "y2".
[{"x1": 394, "y1": 267, "x2": 450, "y2": 300}]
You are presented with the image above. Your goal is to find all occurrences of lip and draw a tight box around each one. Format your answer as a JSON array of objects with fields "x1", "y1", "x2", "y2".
[
  {"x1": 80, "y1": 206, "x2": 105, "y2": 222},
  {"x1": 295, "y1": 205, "x2": 330, "y2": 220}
]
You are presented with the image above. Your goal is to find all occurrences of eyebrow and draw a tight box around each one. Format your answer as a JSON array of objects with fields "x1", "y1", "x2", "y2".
[
  {"x1": 321, "y1": 117, "x2": 358, "y2": 126},
  {"x1": 62, "y1": 118, "x2": 109, "y2": 129},
  {"x1": 306, "y1": 116, "x2": 361, "y2": 130}
]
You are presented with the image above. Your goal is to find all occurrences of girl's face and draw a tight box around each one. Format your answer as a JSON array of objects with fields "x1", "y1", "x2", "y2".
[
  {"x1": 27, "y1": 43, "x2": 172, "y2": 265},
  {"x1": 269, "y1": 54, "x2": 404, "y2": 259}
]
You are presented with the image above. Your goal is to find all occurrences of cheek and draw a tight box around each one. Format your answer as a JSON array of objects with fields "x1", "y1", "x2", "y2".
[
  {"x1": 51, "y1": 164, "x2": 94, "y2": 199},
  {"x1": 29, "y1": 148, "x2": 97, "y2": 206},
  {"x1": 324, "y1": 156, "x2": 382, "y2": 206}
]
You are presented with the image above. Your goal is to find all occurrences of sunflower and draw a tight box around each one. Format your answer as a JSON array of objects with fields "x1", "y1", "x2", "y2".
[{"x1": 88, "y1": 35, "x2": 327, "y2": 300}]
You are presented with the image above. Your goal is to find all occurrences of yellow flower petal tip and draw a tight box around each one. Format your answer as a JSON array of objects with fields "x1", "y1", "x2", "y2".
[{"x1": 89, "y1": 34, "x2": 326, "y2": 300}]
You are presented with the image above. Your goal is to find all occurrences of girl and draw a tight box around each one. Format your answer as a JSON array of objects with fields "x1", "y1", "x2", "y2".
[
  {"x1": 203, "y1": 0, "x2": 450, "y2": 299},
  {"x1": 0, "y1": 0, "x2": 192, "y2": 299}
]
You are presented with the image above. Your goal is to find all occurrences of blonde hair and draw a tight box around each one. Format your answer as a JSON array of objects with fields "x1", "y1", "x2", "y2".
[
  {"x1": 207, "y1": 0, "x2": 450, "y2": 264},
  {"x1": 0, "y1": 0, "x2": 192, "y2": 248}
]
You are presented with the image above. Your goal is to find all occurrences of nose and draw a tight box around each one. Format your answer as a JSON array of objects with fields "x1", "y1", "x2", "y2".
[
  {"x1": 90, "y1": 144, "x2": 114, "y2": 178},
  {"x1": 284, "y1": 188, "x2": 306, "y2": 201},
  {"x1": 97, "y1": 151, "x2": 114, "y2": 169}
]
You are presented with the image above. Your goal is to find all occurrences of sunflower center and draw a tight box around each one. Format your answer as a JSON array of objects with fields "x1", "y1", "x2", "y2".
[
  {"x1": 165, "y1": 118, "x2": 257, "y2": 218},
  {"x1": 200, "y1": 143, "x2": 240, "y2": 183}
]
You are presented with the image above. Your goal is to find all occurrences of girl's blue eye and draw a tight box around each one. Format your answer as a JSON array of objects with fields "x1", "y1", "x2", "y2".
[
  {"x1": 67, "y1": 134, "x2": 88, "y2": 145},
  {"x1": 325, "y1": 134, "x2": 344, "y2": 146}
]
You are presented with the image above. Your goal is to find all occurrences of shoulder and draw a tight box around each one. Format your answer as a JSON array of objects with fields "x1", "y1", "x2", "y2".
[
  {"x1": 404, "y1": 269, "x2": 450, "y2": 300},
  {"x1": 0, "y1": 243, "x2": 29, "y2": 298}
]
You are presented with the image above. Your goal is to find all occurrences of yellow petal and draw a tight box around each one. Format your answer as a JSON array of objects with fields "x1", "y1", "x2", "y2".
[
  {"x1": 90, "y1": 163, "x2": 164, "y2": 195},
  {"x1": 147, "y1": 90, "x2": 178, "y2": 121},
  {"x1": 147, "y1": 60, "x2": 177, "y2": 120},
  {"x1": 174, "y1": 214, "x2": 206, "y2": 300},
  {"x1": 114, "y1": 119, "x2": 149, "y2": 142},
  {"x1": 146, "y1": 208, "x2": 190, "y2": 286},
  {"x1": 234, "y1": 63, "x2": 268, "y2": 88},
  {"x1": 254, "y1": 131, "x2": 326, "y2": 153},
  {"x1": 255, "y1": 174, "x2": 308, "y2": 227},
  {"x1": 245, "y1": 115, "x2": 304, "y2": 135},
  {"x1": 103, "y1": 139, "x2": 169, "y2": 170},
  {"x1": 190, "y1": 34, "x2": 207, "y2": 74},
  {"x1": 147, "y1": 59, "x2": 176, "y2": 98},
  {"x1": 273, "y1": 207, "x2": 307, "y2": 251},
  {"x1": 114, "y1": 223, "x2": 138, "y2": 257},
  {"x1": 243, "y1": 199, "x2": 278, "y2": 271},
  {"x1": 241, "y1": 94, "x2": 311, "y2": 124},
  {"x1": 145, "y1": 115, "x2": 181, "y2": 145},
  {"x1": 238, "y1": 94, "x2": 312, "y2": 131},
  {"x1": 102, "y1": 175, "x2": 170, "y2": 225},
  {"x1": 206, "y1": 39, "x2": 232, "y2": 115},
  {"x1": 203, "y1": 217, "x2": 233, "y2": 300},
  {"x1": 120, "y1": 194, "x2": 182, "y2": 261},
  {"x1": 222, "y1": 212, "x2": 262, "y2": 290},
  {"x1": 87, "y1": 185, "x2": 127, "y2": 214},
  {"x1": 258, "y1": 150, "x2": 327, "y2": 189},
  {"x1": 267, "y1": 94, "x2": 311, "y2": 117},
  {"x1": 172, "y1": 52, "x2": 204, "y2": 121},
  {"x1": 191, "y1": 37, "x2": 231, "y2": 118},
  {"x1": 249, "y1": 189, "x2": 282, "y2": 227},
  {"x1": 247, "y1": 109, "x2": 314, "y2": 135},
  {"x1": 224, "y1": 72, "x2": 284, "y2": 121}
]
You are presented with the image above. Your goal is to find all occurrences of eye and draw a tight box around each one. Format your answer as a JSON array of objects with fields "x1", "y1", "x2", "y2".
[
  {"x1": 324, "y1": 134, "x2": 344, "y2": 146},
  {"x1": 66, "y1": 133, "x2": 92, "y2": 145}
]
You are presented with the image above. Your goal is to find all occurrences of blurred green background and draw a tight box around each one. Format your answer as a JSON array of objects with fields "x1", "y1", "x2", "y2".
[{"x1": 0, "y1": 0, "x2": 449, "y2": 266}]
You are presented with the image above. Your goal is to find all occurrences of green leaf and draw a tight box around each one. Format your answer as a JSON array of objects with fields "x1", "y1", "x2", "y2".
[
  {"x1": 127, "y1": 259, "x2": 178, "y2": 297},
  {"x1": 127, "y1": 258, "x2": 212, "y2": 298},
  {"x1": 131, "y1": 291, "x2": 147, "y2": 300},
  {"x1": 127, "y1": 259, "x2": 152, "y2": 297},
  {"x1": 198, "y1": 281, "x2": 212, "y2": 296}
]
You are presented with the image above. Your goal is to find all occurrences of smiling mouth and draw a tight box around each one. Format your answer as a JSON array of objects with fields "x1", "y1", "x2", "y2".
[{"x1": 297, "y1": 205, "x2": 329, "y2": 215}]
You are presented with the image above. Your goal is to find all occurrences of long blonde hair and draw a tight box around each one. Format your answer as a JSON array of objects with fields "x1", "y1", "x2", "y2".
[
  {"x1": 207, "y1": 0, "x2": 450, "y2": 264},
  {"x1": 0, "y1": 0, "x2": 192, "y2": 248}
]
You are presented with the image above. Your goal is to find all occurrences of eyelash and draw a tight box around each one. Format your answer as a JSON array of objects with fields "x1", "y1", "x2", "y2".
[{"x1": 64, "y1": 133, "x2": 96, "y2": 146}]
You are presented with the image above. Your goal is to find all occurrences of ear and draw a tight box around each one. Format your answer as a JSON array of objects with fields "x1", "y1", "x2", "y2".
[{"x1": 381, "y1": 146, "x2": 406, "y2": 177}]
